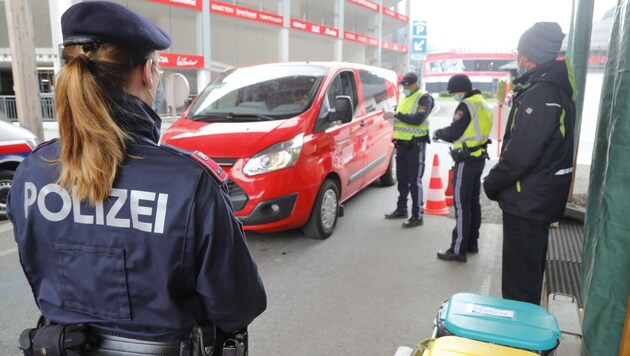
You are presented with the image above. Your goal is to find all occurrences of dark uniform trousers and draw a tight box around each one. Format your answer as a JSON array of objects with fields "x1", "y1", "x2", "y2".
[
  {"x1": 395, "y1": 141, "x2": 427, "y2": 218},
  {"x1": 501, "y1": 211, "x2": 550, "y2": 305},
  {"x1": 450, "y1": 158, "x2": 485, "y2": 255}
]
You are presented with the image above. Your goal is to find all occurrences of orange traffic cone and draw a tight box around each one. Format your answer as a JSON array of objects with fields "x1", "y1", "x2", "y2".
[
  {"x1": 424, "y1": 154, "x2": 450, "y2": 215},
  {"x1": 444, "y1": 168, "x2": 454, "y2": 206}
]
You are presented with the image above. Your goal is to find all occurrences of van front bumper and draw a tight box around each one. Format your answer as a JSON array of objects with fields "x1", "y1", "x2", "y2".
[{"x1": 238, "y1": 193, "x2": 298, "y2": 226}]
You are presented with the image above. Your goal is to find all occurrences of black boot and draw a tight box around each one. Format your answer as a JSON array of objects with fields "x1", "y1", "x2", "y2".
[
  {"x1": 437, "y1": 248, "x2": 467, "y2": 262},
  {"x1": 402, "y1": 216, "x2": 423, "y2": 228},
  {"x1": 384, "y1": 210, "x2": 408, "y2": 219}
]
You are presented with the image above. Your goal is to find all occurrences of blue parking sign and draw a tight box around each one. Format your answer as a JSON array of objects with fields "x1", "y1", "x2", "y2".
[
  {"x1": 412, "y1": 38, "x2": 426, "y2": 54},
  {"x1": 412, "y1": 21, "x2": 427, "y2": 37}
]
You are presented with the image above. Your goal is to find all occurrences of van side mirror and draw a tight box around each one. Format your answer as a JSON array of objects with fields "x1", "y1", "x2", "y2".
[{"x1": 329, "y1": 95, "x2": 353, "y2": 124}]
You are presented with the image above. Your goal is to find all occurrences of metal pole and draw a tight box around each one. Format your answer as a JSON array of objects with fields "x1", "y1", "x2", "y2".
[
  {"x1": 566, "y1": 0, "x2": 577, "y2": 57},
  {"x1": 566, "y1": 0, "x2": 594, "y2": 201}
]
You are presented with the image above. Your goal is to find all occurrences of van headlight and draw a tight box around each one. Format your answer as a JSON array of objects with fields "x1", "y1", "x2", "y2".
[{"x1": 243, "y1": 134, "x2": 303, "y2": 176}]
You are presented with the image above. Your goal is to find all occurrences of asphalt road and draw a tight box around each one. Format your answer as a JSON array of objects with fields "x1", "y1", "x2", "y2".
[{"x1": 244, "y1": 185, "x2": 504, "y2": 355}]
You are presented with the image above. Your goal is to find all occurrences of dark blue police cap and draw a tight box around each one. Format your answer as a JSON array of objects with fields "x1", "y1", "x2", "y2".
[
  {"x1": 61, "y1": 1, "x2": 171, "y2": 51},
  {"x1": 399, "y1": 72, "x2": 418, "y2": 86},
  {"x1": 447, "y1": 74, "x2": 472, "y2": 93}
]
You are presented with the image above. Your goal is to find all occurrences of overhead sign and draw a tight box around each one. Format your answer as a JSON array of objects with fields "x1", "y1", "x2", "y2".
[
  {"x1": 344, "y1": 31, "x2": 378, "y2": 47},
  {"x1": 412, "y1": 38, "x2": 426, "y2": 54},
  {"x1": 158, "y1": 53, "x2": 204, "y2": 69},
  {"x1": 411, "y1": 20, "x2": 427, "y2": 55},
  {"x1": 412, "y1": 21, "x2": 427, "y2": 37},
  {"x1": 149, "y1": 0, "x2": 202, "y2": 11},
  {"x1": 291, "y1": 19, "x2": 339, "y2": 38},
  {"x1": 211, "y1": 0, "x2": 283, "y2": 27}
]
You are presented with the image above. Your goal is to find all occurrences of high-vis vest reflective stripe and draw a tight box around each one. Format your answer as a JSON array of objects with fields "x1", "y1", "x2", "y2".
[
  {"x1": 453, "y1": 94, "x2": 493, "y2": 157},
  {"x1": 394, "y1": 89, "x2": 430, "y2": 140}
]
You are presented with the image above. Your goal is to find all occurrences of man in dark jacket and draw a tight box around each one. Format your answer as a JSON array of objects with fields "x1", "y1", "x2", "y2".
[{"x1": 483, "y1": 22, "x2": 576, "y2": 305}]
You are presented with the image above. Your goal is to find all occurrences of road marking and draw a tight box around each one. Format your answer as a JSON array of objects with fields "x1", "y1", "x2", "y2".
[{"x1": 0, "y1": 248, "x2": 18, "y2": 257}]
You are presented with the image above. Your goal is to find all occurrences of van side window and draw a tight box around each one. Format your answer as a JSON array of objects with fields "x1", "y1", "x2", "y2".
[
  {"x1": 359, "y1": 70, "x2": 389, "y2": 113},
  {"x1": 315, "y1": 71, "x2": 357, "y2": 133}
]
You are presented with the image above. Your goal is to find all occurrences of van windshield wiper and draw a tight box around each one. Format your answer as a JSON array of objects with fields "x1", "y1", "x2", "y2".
[{"x1": 190, "y1": 112, "x2": 276, "y2": 122}]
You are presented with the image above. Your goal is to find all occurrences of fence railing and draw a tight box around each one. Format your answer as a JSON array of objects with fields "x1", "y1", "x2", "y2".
[
  {"x1": 0, "y1": 93, "x2": 186, "y2": 122},
  {"x1": 0, "y1": 94, "x2": 56, "y2": 121}
]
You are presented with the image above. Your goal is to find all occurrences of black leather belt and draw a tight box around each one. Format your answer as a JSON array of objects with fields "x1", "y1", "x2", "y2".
[{"x1": 86, "y1": 334, "x2": 189, "y2": 356}]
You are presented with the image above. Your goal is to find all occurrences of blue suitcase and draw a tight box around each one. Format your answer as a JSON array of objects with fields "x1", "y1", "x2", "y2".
[{"x1": 433, "y1": 293, "x2": 560, "y2": 355}]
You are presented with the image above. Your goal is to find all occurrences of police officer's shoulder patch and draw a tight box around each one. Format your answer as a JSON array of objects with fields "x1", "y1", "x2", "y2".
[
  {"x1": 454, "y1": 110, "x2": 465, "y2": 121},
  {"x1": 191, "y1": 150, "x2": 227, "y2": 183},
  {"x1": 417, "y1": 104, "x2": 427, "y2": 113}
]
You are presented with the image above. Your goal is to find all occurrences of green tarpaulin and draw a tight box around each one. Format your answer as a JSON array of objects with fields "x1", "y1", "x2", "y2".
[{"x1": 581, "y1": 1, "x2": 630, "y2": 354}]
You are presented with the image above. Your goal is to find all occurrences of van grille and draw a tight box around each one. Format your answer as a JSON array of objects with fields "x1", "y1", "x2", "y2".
[{"x1": 226, "y1": 179, "x2": 248, "y2": 211}]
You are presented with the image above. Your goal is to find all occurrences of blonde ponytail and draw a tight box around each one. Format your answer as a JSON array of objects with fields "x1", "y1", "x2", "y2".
[{"x1": 55, "y1": 44, "x2": 136, "y2": 205}]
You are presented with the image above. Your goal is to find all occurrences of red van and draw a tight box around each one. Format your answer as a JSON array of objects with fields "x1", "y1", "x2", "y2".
[{"x1": 160, "y1": 62, "x2": 399, "y2": 239}]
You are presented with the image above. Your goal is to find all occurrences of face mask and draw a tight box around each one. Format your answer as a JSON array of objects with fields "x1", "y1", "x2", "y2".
[
  {"x1": 151, "y1": 74, "x2": 165, "y2": 111},
  {"x1": 454, "y1": 95, "x2": 464, "y2": 102},
  {"x1": 152, "y1": 82, "x2": 164, "y2": 111},
  {"x1": 517, "y1": 58, "x2": 528, "y2": 77},
  {"x1": 402, "y1": 89, "x2": 411, "y2": 97}
]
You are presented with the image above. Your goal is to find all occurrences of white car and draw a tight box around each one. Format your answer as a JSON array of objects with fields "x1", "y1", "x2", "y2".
[{"x1": 0, "y1": 121, "x2": 39, "y2": 219}]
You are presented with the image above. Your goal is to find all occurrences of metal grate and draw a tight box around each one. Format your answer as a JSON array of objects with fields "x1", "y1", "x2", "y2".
[
  {"x1": 546, "y1": 219, "x2": 584, "y2": 308},
  {"x1": 546, "y1": 260, "x2": 583, "y2": 308},
  {"x1": 548, "y1": 219, "x2": 583, "y2": 262}
]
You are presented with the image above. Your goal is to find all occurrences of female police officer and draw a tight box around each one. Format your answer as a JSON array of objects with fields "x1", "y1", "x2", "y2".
[
  {"x1": 434, "y1": 74, "x2": 492, "y2": 263},
  {"x1": 7, "y1": 1, "x2": 266, "y2": 354}
]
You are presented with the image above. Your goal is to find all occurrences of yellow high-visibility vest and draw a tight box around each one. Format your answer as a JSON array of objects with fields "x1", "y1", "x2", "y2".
[
  {"x1": 393, "y1": 89, "x2": 430, "y2": 141},
  {"x1": 453, "y1": 93, "x2": 493, "y2": 157}
]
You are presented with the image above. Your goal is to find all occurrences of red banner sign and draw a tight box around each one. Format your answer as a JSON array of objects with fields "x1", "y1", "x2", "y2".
[
  {"x1": 210, "y1": 1, "x2": 283, "y2": 26},
  {"x1": 290, "y1": 19, "x2": 339, "y2": 38},
  {"x1": 346, "y1": 0, "x2": 379, "y2": 12},
  {"x1": 382, "y1": 40, "x2": 408, "y2": 53},
  {"x1": 159, "y1": 53, "x2": 204, "y2": 69},
  {"x1": 344, "y1": 31, "x2": 378, "y2": 47},
  {"x1": 147, "y1": 0, "x2": 202, "y2": 11},
  {"x1": 382, "y1": 8, "x2": 408, "y2": 22}
]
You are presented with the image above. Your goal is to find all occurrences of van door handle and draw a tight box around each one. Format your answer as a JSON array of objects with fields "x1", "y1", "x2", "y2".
[{"x1": 360, "y1": 121, "x2": 367, "y2": 127}]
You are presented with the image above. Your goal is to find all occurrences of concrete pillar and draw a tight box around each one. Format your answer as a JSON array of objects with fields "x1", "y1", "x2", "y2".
[
  {"x1": 280, "y1": 0, "x2": 290, "y2": 61},
  {"x1": 48, "y1": 0, "x2": 74, "y2": 74},
  {"x1": 334, "y1": 0, "x2": 344, "y2": 62},
  {"x1": 198, "y1": 0, "x2": 212, "y2": 93}
]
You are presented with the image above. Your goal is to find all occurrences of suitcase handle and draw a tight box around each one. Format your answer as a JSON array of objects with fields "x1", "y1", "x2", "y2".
[{"x1": 413, "y1": 338, "x2": 435, "y2": 356}]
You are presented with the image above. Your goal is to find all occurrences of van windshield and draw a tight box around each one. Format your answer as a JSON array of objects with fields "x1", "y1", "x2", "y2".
[{"x1": 187, "y1": 64, "x2": 327, "y2": 122}]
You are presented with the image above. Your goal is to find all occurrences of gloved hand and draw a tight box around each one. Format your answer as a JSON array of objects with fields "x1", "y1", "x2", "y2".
[
  {"x1": 384, "y1": 111, "x2": 396, "y2": 119},
  {"x1": 432, "y1": 130, "x2": 440, "y2": 142},
  {"x1": 482, "y1": 178, "x2": 499, "y2": 201}
]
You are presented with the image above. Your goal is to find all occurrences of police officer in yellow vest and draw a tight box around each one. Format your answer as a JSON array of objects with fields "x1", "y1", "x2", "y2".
[
  {"x1": 384, "y1": 72, "x2": 434, "y2": 228},
  {"x1": 434, "y1": 74, "x2": 492, "y2": 262}
]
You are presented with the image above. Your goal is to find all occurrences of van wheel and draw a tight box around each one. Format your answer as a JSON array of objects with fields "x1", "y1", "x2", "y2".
[
  {"x1": 379, "y1": 151, "x2": 397, "y2": 186},
  {"x1": 0, "y1": 170, "x2": 14, "y2": 220},
  {"x1": 303, "y1": 179, "x2": 339, "y2": 239}
]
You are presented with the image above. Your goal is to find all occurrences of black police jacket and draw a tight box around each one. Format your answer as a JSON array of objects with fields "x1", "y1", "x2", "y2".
[
  {"x1": 7, "y1": 93, "x2": 266, "y2": 340},
  {"x1": 483, "y1": 59, "x2": 576, "y2": 223}
]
